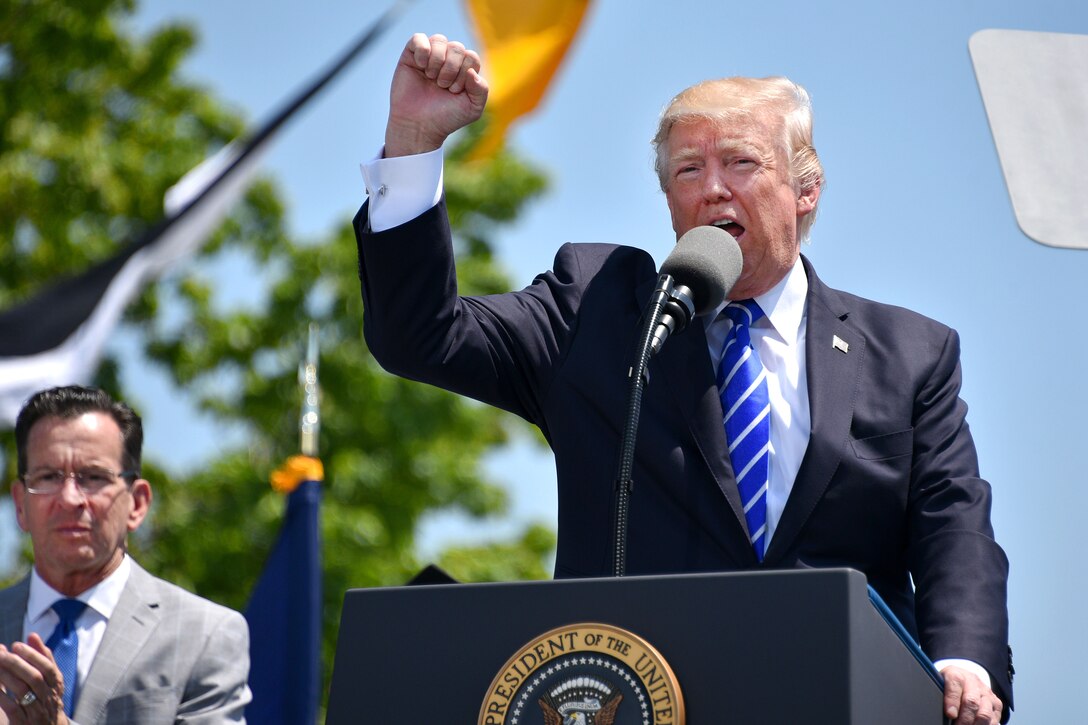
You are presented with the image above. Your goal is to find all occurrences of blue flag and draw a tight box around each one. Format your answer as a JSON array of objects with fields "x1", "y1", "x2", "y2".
[{"x1": 245, "y1": 477, "x2": 323, "y2": 725}]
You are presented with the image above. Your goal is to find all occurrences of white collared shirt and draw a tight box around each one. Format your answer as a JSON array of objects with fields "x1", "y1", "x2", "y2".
[
  {"x1": 704, "y1": 257, "x2": 811, "y2": 547},
  {"x1": 24, "y1": 554, "x2": 132, "y2": 688}
]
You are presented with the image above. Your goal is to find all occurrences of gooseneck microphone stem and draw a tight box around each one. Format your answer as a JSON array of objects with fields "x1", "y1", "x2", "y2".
[
  {"x1": 611, "y1": 273, "x2": 674, "y2": 577},
  {"x1": 609, "y1": 225, "x2": 743, "y2": 578}
]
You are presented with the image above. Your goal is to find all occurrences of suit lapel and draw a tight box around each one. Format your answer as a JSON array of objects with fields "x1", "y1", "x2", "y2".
[
  {"x1": 765, "y1": 258, "x2": 865, "y2": 562},
  {"x1": 634, "y1": 278, "x2": 755, "y2": 562},
  {"x1": 74, "y1": 562, "x2": 161, "y2": 725},
  {"x1": 0, "y1": 577, "x2": 30, "y2": 646}
]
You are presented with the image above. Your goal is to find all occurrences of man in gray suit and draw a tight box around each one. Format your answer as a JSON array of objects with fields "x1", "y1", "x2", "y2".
[{"x1": 0, "y1": 386, "x2": 250, "y2": 724}]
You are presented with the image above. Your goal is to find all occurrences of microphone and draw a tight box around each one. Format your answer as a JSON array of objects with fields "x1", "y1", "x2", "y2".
[
  {"x1": 611, "y1": 225, "x2": 743, "y2": 576},
  {"x1": 649, "y1": 225, "x2": 743, "y2": 356}
]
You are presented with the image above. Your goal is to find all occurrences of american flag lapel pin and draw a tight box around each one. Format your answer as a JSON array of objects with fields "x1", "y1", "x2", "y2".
[{"x1": 832, "y1": 335, "x2": 849, "y2": 354}]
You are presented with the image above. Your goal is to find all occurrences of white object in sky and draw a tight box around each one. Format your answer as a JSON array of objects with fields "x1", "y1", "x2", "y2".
[{"x1": 970, "y1": 29, "x2": 1088, "y2": 250}]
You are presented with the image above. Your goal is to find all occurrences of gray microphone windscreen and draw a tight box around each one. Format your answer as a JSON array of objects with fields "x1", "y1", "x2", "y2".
[{"x1": 659, "y1": 226, "x2": 743, "y2": 316}]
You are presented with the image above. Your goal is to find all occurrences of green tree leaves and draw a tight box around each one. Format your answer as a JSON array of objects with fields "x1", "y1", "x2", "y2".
[{"x1": 1, "y1": 0, "x2": 557, "y2": 703}]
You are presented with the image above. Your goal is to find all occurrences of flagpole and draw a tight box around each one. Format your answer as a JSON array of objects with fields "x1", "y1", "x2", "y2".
[
  {"x1": 247, "y1": 322, "x2": 325, "y2": 725},
  {"x1": 299, "y1": 322, "x2": 320, "y2": 457}
]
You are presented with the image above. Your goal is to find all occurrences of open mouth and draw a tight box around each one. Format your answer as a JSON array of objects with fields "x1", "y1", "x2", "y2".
[{"x1": 713, "y1": 221, "x2": 744, "y2": 238}]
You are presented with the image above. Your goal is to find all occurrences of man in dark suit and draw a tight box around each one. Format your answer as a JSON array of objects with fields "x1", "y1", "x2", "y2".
[
  {"x1": 356, "y1": 33, "x2": 1012, "y2": 723},
  {"x1": 0, "y1": 386, "x2": 250, "y2": 724}
]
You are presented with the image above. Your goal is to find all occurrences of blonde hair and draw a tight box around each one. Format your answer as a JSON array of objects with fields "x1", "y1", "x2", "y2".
[{"x1": 652, "y1": 77, "x2": 824, "y2": 241}]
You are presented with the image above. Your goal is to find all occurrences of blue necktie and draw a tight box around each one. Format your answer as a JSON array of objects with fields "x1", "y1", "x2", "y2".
[
  {"x1": 46, "y1": 598, "x2": 87, "y2": 716},
  {"x1": 717, "y1": 300, "x2": 771, "y2": 561}
]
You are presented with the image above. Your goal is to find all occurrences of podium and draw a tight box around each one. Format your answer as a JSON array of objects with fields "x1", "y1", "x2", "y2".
[{"x1": 327, "y1": 568, "x2": 946, "y2": 723}]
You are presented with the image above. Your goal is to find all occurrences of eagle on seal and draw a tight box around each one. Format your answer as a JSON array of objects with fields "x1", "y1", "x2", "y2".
[{"x1": 538, "y1": 676, "x2": 623, "y2": 725}]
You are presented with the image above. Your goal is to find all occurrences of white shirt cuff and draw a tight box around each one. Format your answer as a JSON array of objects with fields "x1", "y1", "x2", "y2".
[
  {"x1": 360, "y1": 146, "x2": 444, "y2": 232},
  {"x1": 934, "y1": 658, "x2": 993, "y2": 690}
]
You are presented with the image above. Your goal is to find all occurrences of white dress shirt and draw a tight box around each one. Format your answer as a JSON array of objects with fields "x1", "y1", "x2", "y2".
[
  {"x1": 24, "y1": 554, "x2": 132, "y2": 689},
  {"x1": 705, "y1": 258, "x2": 811, "y2": 547}
]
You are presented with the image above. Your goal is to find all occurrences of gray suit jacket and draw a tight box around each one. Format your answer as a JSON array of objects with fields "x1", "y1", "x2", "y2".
[{"x1": 0, "y1": 560, "x2": 251, "y2": 724}]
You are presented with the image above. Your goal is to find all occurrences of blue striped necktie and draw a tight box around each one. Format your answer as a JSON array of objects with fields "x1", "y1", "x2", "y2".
[
  {"x1": 46, "y1": 598, "x2": 87, "y2": 716},
  {"x1": 717, "y1": 300, "x2": 771, "y2": 561}
]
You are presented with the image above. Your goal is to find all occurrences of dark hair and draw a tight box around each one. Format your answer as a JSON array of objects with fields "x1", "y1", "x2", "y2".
[{"x1": 15, "y1": 385, "x2": 143, "y2": 478}]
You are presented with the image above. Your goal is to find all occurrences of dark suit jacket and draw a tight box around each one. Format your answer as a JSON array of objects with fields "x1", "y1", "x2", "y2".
[
  {"x1": 0, "y1": 561, "x2": 251, "y2": 724},
  {"x1": 356, "y1": 200, "x2": 1013, "y2": 711}
]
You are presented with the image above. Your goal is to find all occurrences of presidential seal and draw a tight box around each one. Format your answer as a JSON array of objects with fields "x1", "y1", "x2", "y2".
[{"x1": 479, "y1": 623, "x2": 685, "y2": 725}]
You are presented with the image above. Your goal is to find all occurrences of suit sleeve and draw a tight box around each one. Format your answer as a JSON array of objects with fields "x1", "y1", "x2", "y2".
[
  {"x1": 904, "y1": 326, "x2": 1013, "y2": 716},
  {"x1": 175, "y1": 608, "x2": 251, "y2": 724},
  {"x1": 355, "y1": 198, "x2": 589, "y2": 427}
]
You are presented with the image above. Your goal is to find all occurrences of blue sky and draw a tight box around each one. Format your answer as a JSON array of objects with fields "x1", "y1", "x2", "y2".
[{"x1": 5, "y1": 0, "x2": 1087, "y2": 719}]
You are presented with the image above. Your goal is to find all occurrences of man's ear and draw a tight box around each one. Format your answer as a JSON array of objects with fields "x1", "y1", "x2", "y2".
[
  {"x1": 11, "y1": 479, "x2": 29, "y2": 532},
  {"x1": 797, "y1": 181, "x2": 821, "y2": 217},
  {"x1": 127, "y1": 479, "x2": 152, "y2": 532}
]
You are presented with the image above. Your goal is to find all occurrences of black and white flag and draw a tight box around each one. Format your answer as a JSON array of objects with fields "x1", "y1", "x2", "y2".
[{"x1": 0, "y1": 3, "x2": 406, "y2": 427}]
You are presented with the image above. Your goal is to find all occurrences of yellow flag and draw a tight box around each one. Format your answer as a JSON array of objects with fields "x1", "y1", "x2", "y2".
[{"x1": 464, "y1": 0, "x2": 592, "y2": 158}]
